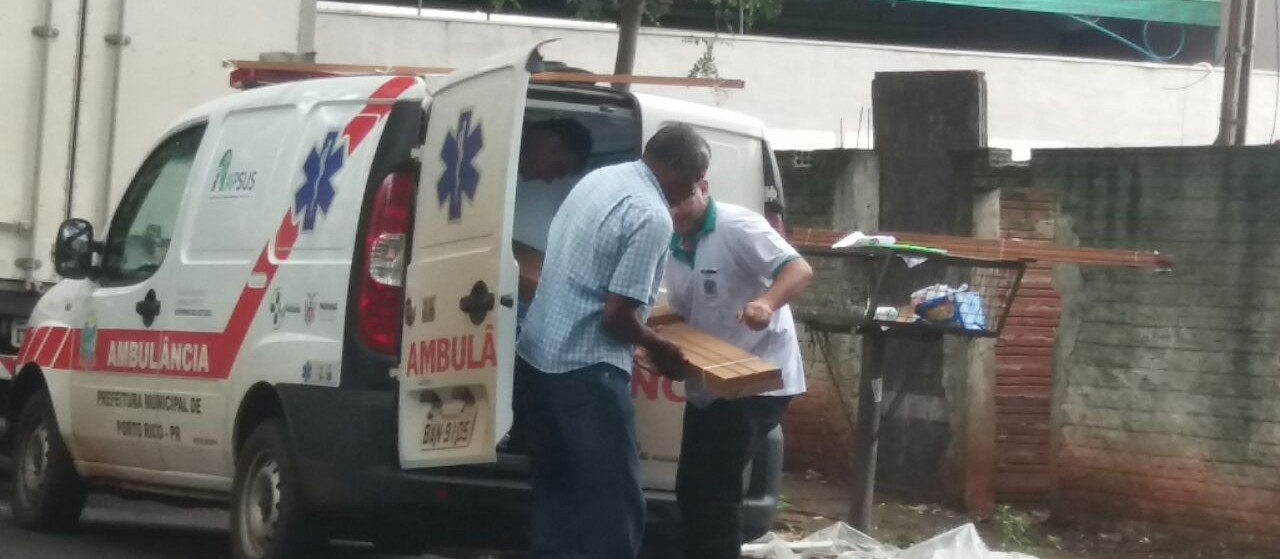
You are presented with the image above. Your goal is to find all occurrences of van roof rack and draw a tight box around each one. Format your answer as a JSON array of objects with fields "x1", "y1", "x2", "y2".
[{"x1": 224, "y1": 60, "x2": 745, "y2": 91}]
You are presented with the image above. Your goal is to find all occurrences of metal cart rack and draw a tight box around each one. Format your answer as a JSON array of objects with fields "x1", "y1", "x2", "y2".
[{"x1": 794, "y1": 245, "x2": 1026, "y2": 531}]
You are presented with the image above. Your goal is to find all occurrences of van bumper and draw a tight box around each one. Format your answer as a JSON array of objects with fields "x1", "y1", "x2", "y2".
[{"x1": 276, "y1": 384, "x2": 781, "y2": 541}]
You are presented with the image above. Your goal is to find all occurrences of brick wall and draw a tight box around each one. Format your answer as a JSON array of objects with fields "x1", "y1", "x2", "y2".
[
  {"x1": 1046, "y1": 147, "x2": 1280, "y2": 546},
  {"x1": 996, "y1": 187, "x2": 1060, "y2": 502}
]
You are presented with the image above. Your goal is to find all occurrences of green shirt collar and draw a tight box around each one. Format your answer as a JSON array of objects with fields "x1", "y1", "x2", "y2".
[{"x1": 669, "y1": 198, "x2": 717, "y2": 266}]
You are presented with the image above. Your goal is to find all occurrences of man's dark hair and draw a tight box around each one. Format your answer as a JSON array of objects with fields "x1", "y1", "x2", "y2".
[
  {"x1": 643, "y1": 123, "x2": 711, "y2": 178},
  {"x1": 523, "y1": 117, "x2": 594, "y2": 172}
]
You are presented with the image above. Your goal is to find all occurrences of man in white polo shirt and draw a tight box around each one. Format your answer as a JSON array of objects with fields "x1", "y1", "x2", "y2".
[{"x1": 663, "y1": 179, "x2": 813, "y2": 559}]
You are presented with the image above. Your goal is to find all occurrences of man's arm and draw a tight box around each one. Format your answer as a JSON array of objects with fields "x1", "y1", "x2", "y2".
[
  {"x1": 601, "y1": 294, "x2": 683, "y2": 377},
  {"x1": 740, "y1": 257, "x2": 813, "y2": 330},
  {"x1": 602, "y1": 204, "x2": 685, "y2": 378},
  {"x1": 728, "y1": 213, "x2": 814, "y2": 331},
  {"x1": 757, "y1": 257, "x2": 813, "y2": 311}
]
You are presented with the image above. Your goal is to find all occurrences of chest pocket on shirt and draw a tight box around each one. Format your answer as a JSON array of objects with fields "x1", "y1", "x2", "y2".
[{"x1": 699, "y1": 267, "x2": 721, "y2": 307}]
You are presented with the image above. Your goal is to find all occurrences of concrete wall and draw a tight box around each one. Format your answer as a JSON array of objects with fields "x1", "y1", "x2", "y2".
[
  {"x1": 314, "y1": 1, "x2": 1280, "y2": 152},
  {"x1": 1043, "y1": 146, "x2": 1280, "y2": 545}
]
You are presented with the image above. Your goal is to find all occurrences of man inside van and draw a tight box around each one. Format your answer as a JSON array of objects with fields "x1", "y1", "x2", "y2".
[
  {"x1": 513, "y1": 117, "x2": 594, "y2": 252},
  {"x1": 516, "y1": 123, "x2": 710, "y2": 558},
  {"x1": 663, "y1": 178, "x2": 813, "y2": 559}
]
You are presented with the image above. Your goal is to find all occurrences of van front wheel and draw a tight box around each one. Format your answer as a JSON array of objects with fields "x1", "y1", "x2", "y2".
[
  {"x1": 10, "y1": 389, "x2": 87, "y2": 531},
  {"x1": 231, "y1": 419, "x2": 322, "y2": 559}
]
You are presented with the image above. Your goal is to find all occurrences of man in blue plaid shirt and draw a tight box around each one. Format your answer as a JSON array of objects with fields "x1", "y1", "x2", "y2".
[{"x1": 517, "y1": 124, "x2": 710, "y2": 559}]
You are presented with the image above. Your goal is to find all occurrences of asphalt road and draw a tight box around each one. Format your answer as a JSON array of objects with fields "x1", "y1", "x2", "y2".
[{"x1": 0, "y1": 457, "x2": 511, "y2": 559}]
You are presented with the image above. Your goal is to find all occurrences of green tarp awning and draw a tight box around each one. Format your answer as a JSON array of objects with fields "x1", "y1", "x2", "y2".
[{"x1": 904, "y1": 0, "x2": 1220, "y2": 26}]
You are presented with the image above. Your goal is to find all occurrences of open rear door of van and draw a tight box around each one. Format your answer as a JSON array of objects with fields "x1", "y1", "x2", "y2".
[{"x1": 398, "y1": 43, "x2": 544, "y2": 469}]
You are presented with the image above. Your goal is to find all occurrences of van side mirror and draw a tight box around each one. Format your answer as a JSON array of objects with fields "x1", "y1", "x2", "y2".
[{"x1": 54, "y1": 218, "x2": 97, "y2": 280}]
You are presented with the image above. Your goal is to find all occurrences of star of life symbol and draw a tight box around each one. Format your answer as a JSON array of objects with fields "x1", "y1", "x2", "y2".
[
  {"x1": 437, "y1": 111, "x2": 483, "y2": 221},
  {"x1": 296, "y1": 130, "x2": 344, "y2": 231}
]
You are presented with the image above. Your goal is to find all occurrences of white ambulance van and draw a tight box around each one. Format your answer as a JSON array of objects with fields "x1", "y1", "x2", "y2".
[{"x1": 5, "y1": 42, "x2": 787, "y2": 558}]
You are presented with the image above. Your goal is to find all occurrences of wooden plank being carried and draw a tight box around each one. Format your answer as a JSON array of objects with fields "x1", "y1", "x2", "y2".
[
  {"x1": 653, "y1": 321, "x2": 783, "y2": 399},
  {"x1": 514, "y1": 242, "x2": 780, "y2": 398},
  {"x1": 788, "y1": 228, "x2": 1175, "y2": 270}
]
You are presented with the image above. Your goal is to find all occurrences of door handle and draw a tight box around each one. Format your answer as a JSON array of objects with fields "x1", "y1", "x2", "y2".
[
  {"x1": 135, "y1": 289, "x2": 161, "y2": 327},
  {"x1": 458, "y1": 281, "x2": 495, "y2": 325}
]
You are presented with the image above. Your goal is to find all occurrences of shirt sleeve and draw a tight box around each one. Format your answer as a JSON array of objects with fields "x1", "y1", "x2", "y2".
[
  {"x1": 729, "y1": 213, "x2": 802, "y2": 280},
  {"x1": 607, "y1": 202, "x2": 672, "y2": 304}
]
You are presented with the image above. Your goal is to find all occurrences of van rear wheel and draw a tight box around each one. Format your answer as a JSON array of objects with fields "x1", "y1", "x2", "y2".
[
  {"x1": 231, "y1": 419, "x2": 322, "y2": 559},
  {"x1": 10, "y1": 389, "x2": 88, "y2": 530}
]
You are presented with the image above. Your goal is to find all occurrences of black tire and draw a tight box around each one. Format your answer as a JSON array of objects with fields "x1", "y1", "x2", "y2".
[
  {"x1": 10, "y1": 389, "x2": 88, "y2": 530},
  {"x1": 230, "y1": 419, "x2": 323, "y2": 559}
]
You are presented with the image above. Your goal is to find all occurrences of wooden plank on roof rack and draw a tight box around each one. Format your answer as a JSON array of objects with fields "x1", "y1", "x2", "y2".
[
  {"x1": 788, "y1": 228, "x2": 1175, "y2": 270},
  {"x1": 226, "y1": 60, "x2": 744, "y2": 89},
  {"x1": 226, "y1": 60, "x2": 453, "y2": 75},
  {"x1": 531, "y1": 72, "x2": 744, "y2": 88}
]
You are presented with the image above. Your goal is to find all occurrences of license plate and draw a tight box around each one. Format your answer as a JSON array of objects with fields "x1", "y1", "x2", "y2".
[
  {"x1": 10, "y1": 319, "x2": 26, "y2": 349},
  {"x1": 421, "y1": 417, "x2": 475, "y2": 450},
  {"x1": 420, "y1": 393, "x2": 478, "y2": 451}
]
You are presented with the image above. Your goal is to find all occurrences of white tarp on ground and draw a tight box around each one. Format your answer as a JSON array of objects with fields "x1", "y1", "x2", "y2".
[{"x1": 742, "y1": 522, "x2": 1040, "y2": 559}]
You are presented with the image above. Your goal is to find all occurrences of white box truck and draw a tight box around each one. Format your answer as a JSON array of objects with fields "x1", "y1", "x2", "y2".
[{"x1": 0, "y1": 0, "x2": 316, "y2": 427}]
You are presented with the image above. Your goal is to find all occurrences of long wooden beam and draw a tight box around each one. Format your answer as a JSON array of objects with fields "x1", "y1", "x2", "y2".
[
  {"x1": 789, "y1": 228, "x2": 1175, "y2": 270},
  {"x1": 225, "y1": 60, "x2": 745, "y2": 89}
]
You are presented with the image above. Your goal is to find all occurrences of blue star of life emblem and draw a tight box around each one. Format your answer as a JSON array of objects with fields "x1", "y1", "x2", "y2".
[
  {"x1": 437, "y1": 111, "x2": 483, "y2": 221},
  {"x1": 296, "y1": 130, "x2": 344, "y2": 231}
]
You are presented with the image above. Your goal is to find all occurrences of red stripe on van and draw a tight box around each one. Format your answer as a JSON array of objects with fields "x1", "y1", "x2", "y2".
[
  {"x1": 37, "y1": 327, "x2": 69, "y2": 366},
  {"x1": 20, "y1": 327, "x2": 49, "y2": 365},
  {"x1": 343, "y1": 76, "x2": 416, "y2": 154}
]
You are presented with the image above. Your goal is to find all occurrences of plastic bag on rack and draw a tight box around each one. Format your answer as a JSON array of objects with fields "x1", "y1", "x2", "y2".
[{"x1": 911, "y1": 284, "x2": 986, "y2": 332}]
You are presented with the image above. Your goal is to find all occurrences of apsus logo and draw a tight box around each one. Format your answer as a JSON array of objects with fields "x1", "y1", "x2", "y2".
[
  {"x1": 405, "y1": 325, "x2": 496, "y2": 376},
  {"x1": 106, "y1": 340, "x2": 211, "y2": 374},
  {"x1": 211, "y1": 149, "x2": 257, "y2": 195}
]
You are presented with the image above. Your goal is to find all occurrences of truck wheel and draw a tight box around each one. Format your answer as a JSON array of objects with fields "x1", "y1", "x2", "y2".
[
  {"x1": 10, "y1": 390, "x2": 88, "y2": 530},
  {"x1": 230, "y1": 419, "x2": 322, "y2": 559}
]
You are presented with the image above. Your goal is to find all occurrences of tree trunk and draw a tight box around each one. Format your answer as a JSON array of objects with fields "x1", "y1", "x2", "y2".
[{"x1": 613, "y1": 0, "x2": 645, "y2": 92}]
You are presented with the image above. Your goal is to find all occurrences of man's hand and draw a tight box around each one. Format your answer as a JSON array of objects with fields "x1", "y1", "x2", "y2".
[
  {"x1": 643, "y1": 333, "x2": 687, "y2": 381},
  {"x1": 739, "y1": 300, "x2": 774, "y2": 331}
]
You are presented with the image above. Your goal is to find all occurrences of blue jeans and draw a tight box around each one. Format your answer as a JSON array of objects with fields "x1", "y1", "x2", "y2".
[{"x1": 519, "y1": 358, "x2": 645, "y2": 559}]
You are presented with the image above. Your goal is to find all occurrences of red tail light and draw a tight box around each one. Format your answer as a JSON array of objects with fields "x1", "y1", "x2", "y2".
[{"x1": 358, "y1": 172, "x2": 413, "y2": 356}]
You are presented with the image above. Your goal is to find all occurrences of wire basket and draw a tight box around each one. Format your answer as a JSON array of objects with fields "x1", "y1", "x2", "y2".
[{"x1": 793, "y1": 246, "x2": 1025, "y2": 339}]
